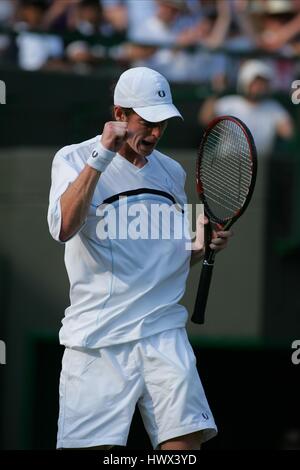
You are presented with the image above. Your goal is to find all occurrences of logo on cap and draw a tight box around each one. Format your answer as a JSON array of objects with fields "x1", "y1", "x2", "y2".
[
  {"x1": 92, "y1": 150, "x2": 98, "y2": 158},
  {"x1": 158, "y1": 90, "x2": 166, "y2": 98}
]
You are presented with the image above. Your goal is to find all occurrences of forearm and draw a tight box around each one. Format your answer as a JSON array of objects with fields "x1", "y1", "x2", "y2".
[
  {"x1": 277, "y1": 118, "x2": 294, "y2": 140},
  {"x1": 204, "y1": 1, "x2": 231, "y2": 48},
  {"x1": 59, "y1": 130, "x2": 122, "y2": 242},
  {"x1": 235, "y1": 11, "x2": 258, "y2": 45},
  {"x1": 275, "y1": 13, "x2": 300, "y2": 44},
  {"x1": 189, "y1": 225, "x2": 233, "y2": 267},
  {"x1": 198, "y1": 97, "x2": 217, "y2": 127},
  {"x1": 190, "y1": 247, "x2": 204, "y2": 267},
  {"x1": 59, "y1": 165, "x2": 100, "y2": 242}
]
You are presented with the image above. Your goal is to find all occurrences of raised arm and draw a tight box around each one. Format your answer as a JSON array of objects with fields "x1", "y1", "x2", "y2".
[{"x1": 59, "y1": 121, "x2": 128, "y2": 242}]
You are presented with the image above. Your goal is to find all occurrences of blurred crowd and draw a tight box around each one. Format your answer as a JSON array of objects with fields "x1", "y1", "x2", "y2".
[
  {"x1": 199, "y1": 59, "x2": 294, "y2": 157},
  {"x1": 0, "y1": 0, "x2": 300, "y2": 88}
]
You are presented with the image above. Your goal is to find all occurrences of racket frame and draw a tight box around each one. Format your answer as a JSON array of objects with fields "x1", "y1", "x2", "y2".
[
  {"x1": 197, "y1": 115, "x2": 257, "y2": 229},
  {"x1": 192, "y1": 115, "x2": 258, "y2": 324}
]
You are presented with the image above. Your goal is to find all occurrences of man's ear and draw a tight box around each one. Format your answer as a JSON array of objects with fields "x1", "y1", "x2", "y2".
[{"x1": 114, "y1": 105, "x2": 126, "y2": 121}]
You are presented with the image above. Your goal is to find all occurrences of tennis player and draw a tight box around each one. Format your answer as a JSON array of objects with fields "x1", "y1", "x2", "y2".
[{"x1": 47, "y1": 67, "x2": 232, "y2": 450}]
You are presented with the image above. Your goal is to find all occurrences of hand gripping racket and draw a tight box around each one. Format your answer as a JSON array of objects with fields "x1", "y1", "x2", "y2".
[{"x1": 191, "y1": 116, "x2": 257, "y2": 324}]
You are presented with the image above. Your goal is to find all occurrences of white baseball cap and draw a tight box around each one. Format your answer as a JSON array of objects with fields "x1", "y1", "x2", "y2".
[
  {"x1": 237, "y1": 60, "x2": 273, "y2": 94},
  {"x1": 114, "y1": 67, "x2": 183, "y2": 122}
]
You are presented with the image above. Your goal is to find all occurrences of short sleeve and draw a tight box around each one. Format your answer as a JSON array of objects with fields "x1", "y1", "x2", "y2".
[{"x1": 47, "y1": 151, "x2": 81, "y2": 243}]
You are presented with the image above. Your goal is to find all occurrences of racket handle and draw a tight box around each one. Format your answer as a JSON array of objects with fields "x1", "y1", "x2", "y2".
[{"x1": 191, "y1": 261, "x2": 214, "y2": 324}]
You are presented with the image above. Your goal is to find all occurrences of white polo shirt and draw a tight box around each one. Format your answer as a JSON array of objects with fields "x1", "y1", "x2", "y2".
[{"x1": 48, "y1": 135, "x2": 191, "y2": 349}]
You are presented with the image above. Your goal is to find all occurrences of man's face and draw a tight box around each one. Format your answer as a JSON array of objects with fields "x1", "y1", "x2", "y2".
[
  {"x1": 122, "y1": 111, "x2": 168, "y2": 158},
  {"x1": 157, "y1": 2, "x2": 181, "y2": 25},
  {"x1": 78, "y1": 4, "x2": 101, "y2": 26},
  {"x1": 247, "y1": 77, "x2": 270, "y2": 101},
  {"x1": 21, "y1": 5, "x2": 45, "y2": 28}
]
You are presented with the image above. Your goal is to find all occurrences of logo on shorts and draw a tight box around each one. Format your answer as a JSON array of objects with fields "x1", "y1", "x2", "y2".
[
  {"x1": 92, "y1": 150, "x2": 98, "y2": 158},
  {"x1": 158, "y1": 90, "x2": 166, "y2": 98},
  {"x1": 202, "y1": 412, "x2": 209, "y2": 420}
]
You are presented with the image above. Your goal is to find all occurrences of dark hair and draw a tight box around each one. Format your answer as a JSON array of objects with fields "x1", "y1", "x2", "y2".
[
  {"x1": 79, "y1": 0, "x2": 101, "y2": 9},
  {"x1": 110, "y1": 106, "x2": 134, "y2": 119},
  {"x1": 21, "y1": 0, "x2": 49, "y2": 10}
]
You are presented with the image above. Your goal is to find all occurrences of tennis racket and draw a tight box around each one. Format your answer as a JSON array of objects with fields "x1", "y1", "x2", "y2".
[{"x1": 191, "y1": 115, "x2": 257, "y2": 324}]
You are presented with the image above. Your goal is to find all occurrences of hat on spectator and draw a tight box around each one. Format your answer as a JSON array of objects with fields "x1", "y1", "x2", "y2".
[
  {"x1": 114, "y1": 67, "x2": 183, "y2": 122},
  {"x1": 237, "y1": 60, "x2": 273, "y2": 94},
  {"x1": 250, "y1": 0, "x2": 295, "y2": 14}
]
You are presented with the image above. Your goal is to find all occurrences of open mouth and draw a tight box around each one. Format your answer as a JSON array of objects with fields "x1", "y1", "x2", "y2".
[{"x1": 141, "y1": 140, "x2": 155, "y2": 148}]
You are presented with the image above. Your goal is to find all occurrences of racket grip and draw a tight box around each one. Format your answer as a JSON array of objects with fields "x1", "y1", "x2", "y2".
[{"x1": 191, "y1": 261, "x2": 214, "y2": 324}]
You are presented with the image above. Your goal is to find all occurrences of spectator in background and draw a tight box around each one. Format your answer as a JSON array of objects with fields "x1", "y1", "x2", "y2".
[
  {"x1": 199, "y1": 60, "x2": 294, "y2": 158},
  {"x1": 225, "y1": 0, "x2": 258, "y2": 51},
  {"x1": 176, "y1": 0, "x2": 232, "y2": 89},
  {"x1": 131, "y1": 0, "x2": 193, "y2": 46},
  {"x1": 122, "y1": 0, "x2": 230, "y2": 86},
  {"x1": 101, "y1": 0, "x2": 129, "y2": 33},
  {"x1": 68, "y1": 0, "x2": 114, "y2": 36},
  {"x1": 14, "y1": 0, "x2": 64, "y2": 71},
  {"x1": 0, "y1": 0, "x2": 17, "y2": 25},
  {"x1": 248, "y1": 0, "x2": 299, "y2": 90},
  {"x1": 65, "y1": 0, "x2": 116, "y2": 71},
  {"x1": 122, "y1": 0, "x2": 258, "y2": 89},
  {"x1": 251, "y1": 0, "x2": 298, "y2": 52},
  {"x1": 0, "y1": 0, "x2": 17, "y2": 61},
  {"x1": 40, "y1": 0, "x2": 80, "y2": 32},
  {"x1": 177, "y1": 0, "x2": 231, "y2": 49},
  {"x1": 121, "y1": 0, "x2": 195, "y2": 82},
  {"x1": 101, "y1": 0, "x2": 158, "y2": 36},
  {"x1": 176, "y1": 0, "x2": 257, "y2": 52}
]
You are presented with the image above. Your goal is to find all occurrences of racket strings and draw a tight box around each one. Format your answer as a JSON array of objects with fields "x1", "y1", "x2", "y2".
[{"x1": 200, "y1": 120, "x2": 252, "y2": 221}]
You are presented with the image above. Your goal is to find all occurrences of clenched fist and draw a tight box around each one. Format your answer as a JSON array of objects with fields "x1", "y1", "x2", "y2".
[{"x1": 101, "y1": 121, "x2": 129, "y2": 153}]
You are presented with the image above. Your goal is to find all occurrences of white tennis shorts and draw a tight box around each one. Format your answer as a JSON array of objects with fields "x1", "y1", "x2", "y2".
[{"x1": 57, "y1": 328, "x2": 217, "y2": 449}]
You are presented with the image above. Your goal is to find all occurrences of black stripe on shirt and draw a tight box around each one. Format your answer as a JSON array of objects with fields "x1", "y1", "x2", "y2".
[{"x1": 103, "y1": 188, "x2": 176, "y2": 205}]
